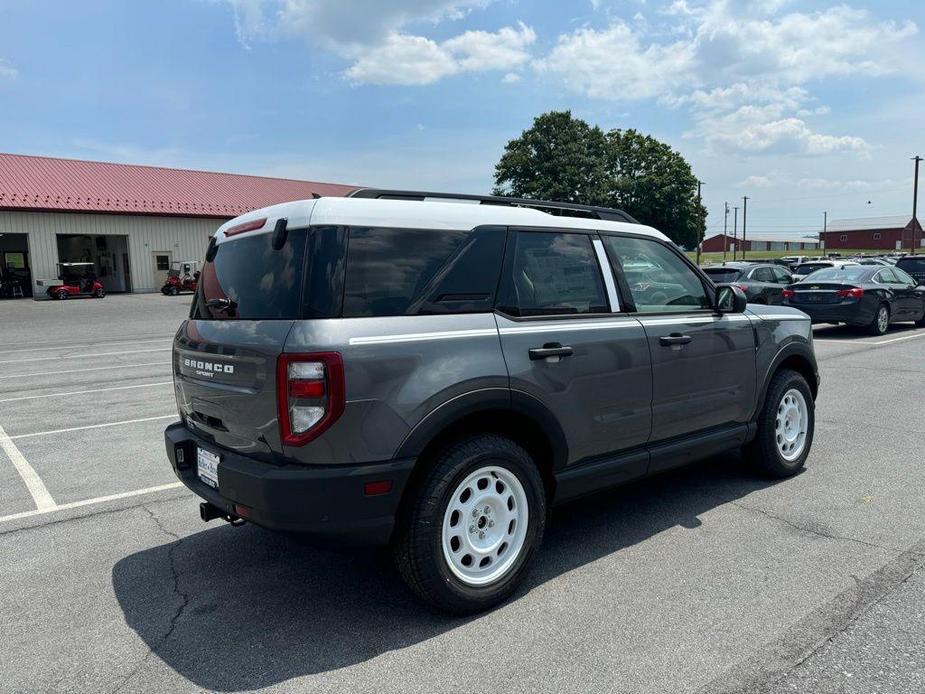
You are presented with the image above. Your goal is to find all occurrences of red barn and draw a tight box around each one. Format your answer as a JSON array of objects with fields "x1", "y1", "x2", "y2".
[
  {"x1": 701, "y1": 233, "x2": 819, "y2": 253},
  {"x1": 821, "y1": 216, "x2": 923, "y2": 251}
]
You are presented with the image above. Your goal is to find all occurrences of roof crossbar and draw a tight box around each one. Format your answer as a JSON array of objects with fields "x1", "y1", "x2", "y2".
[{"x1": 347, "y1": 188, "x2": 639, "y2": 224}]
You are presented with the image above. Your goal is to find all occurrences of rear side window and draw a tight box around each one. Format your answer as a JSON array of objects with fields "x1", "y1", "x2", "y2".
[
  {"x1": 190, "y1": 229, "x2": 307, "y2": 320},
  {"x1": 498, "y1": 231, "x2": 608, "y2": 316},
  {"x1": 752, "y1": 267, "x2": 775, "y2": 282},
  {"x1": 342, "y1": 226, "x2": 505, "y2": 317},
  {"x1": 703, "y1": 268, "x2": 742, "y2": 283}
]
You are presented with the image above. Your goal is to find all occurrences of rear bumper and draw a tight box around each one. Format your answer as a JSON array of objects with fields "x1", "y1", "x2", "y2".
[
  {"x1": 783, "y1": 301, "x2": 874, "y2": 325},
  {"x1": 164, "y1": 421, "x2": 414, "y2": 545}
]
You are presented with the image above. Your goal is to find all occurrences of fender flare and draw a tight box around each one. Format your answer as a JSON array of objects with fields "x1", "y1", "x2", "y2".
[
  {"x1": 751, "y1": 341, "x2": 818, "y2": 421},
  {"x1": 394, "y1": 387, "x2": 569, "y2": 469}
]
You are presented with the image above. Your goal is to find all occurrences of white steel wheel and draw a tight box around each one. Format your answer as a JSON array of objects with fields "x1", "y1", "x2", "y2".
[
  {"x1": 441, "y1": 465, "x2": 529, "y2": 587},
  {"x1": 775, "y1": 388, "x2": 809, "y2": 461}
]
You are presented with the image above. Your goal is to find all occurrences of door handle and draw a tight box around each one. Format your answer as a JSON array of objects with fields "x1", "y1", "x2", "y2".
[
  {"x1": 659, "y1": 333, "x2": 692, "y2": 346},
  {"x1": 528, "y1": 343, "x2": 574, "y2": 360}
]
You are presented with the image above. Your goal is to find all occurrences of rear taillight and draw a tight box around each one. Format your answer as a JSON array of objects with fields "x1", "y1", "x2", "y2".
[
  {"x1": 734, "y1": 283, "x2": 749, "y2": 293},
  {"x1": 276, "y1": 353, "x2": 345, "y2": 446},
  {"x1": 836, "y1": 287, "x2": 864, "y2": 299},
  {"x1": 782, "y1": 288, "x2": 795, "y2": 299}
]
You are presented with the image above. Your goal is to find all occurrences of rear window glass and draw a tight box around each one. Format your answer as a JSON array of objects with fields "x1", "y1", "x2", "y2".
[
  {"x1": 805, "y1": 267, "x2": 870, "y2": 282},
  {"x1": 703, "y1": 268, "x2": 742, "y2": 282},
  {"x1": 898, "y1": 257, "x2": 925, "y2": 271},
  {"x1": 190, "y1": 229, "x2": 307, "y2": 320},
  {"x1": 794, "y1": 263, "x2": 828, "y2": 275},
  {"x1": 342, "y1": 227, "x2": 505, "y2": 317}
]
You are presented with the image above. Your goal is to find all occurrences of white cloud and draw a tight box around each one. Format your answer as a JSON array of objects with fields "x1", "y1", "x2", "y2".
[
  {"x1": 345, "y1": 23, "x2": 535, "y2": 85},
  {"x1": 0, "y1": 59, "x2": 18, "y2": 79},
  {"x1": 501, "y1": 72, "x2": 521, "y2": 84},
  {"x1": 738, "y1": 175, "x2": 773, "y2": 188},
  {"x1": 224, "y1": 0, "x2": 491, "y2": 49},
  {"x1": 535, "y1": 22, "x2": 695, "y2": 100}
]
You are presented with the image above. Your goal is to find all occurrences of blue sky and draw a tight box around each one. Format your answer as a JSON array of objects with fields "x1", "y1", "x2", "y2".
[{"x1": 1, "y1": 0, "x2": 923, "y2": 237}]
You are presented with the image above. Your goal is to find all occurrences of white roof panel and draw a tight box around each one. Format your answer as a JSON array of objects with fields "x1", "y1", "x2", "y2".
[
  {"x1": 826, "y1": 215, "x2": 912, "y2": 232},
  {"x1": 214, "y1": 196, "x2": 669, "y2": 243}
]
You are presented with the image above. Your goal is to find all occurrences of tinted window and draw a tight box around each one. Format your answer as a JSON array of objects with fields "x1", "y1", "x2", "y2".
[
  {"x1": 191, "y1": 229, "x2": 307, "y2": 320},
  {"x1": 703, "y1": 268, "x2": 742, "y2": 282},
  {"x1": 809, "y1": 267, "x2": 870, "y2": 282},
  {"x1": 897, "y1": 258, "x2": 925, "y2": 271},
  {"x1": 604, "y1": 235, "x2": 710, "y2": 312},
  {"x1": 893, "y1": 267, "x2": 916, "y2": 284},
  {"x1": 303, "y1": 226, "x2": 346, "y2": 319},
  {"x1": 794, "y1": 263, "x2": 828, "y2": 275},
  {"x1": 752, "y1": 267, "x2": 775, "y2": 282},
  {"x1": 342, "y1": 227, "x2": 505, "y2": 317},
  {"x1": 499, "y1": 231, "x2": 608, "y2": 316},
  {"x1": 771, "y1": 267, "x2": 792, "y2": 283}
]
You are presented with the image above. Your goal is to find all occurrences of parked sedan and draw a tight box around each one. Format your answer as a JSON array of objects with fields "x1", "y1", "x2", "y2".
[
  {"x1": 783, "y1": 265, "x2": 925, "y2": 335},
  {"x1": 703, "y1": 262, "x2": 793, "y2": 305},
  {"x1": 792, "y1": 260, "x2": 860, "y2": 278}
]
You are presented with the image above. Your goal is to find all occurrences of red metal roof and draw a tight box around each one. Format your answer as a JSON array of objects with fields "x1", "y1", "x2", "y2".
[{"x1": 0, "y1": 153, "x2": 360, "y2": 218}]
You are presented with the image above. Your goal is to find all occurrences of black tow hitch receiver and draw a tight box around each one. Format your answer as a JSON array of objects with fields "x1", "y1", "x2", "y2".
[{"x1": 199, "y1": 502, "x2": 245, "y2": 527}]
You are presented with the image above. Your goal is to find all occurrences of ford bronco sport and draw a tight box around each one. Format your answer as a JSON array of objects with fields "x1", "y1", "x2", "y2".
[{"x1": 165, "y1": 189, "x2": 819, "y2": 614}]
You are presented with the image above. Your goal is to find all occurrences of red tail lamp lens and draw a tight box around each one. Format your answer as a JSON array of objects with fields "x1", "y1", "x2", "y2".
[
  {"x1": 364, "y1": 480, "x2": 393, "y2": 496},
  {"x1": 782, "y1": 289, "x2": 795, "y2": 299},
  {"x1": 276, "y1": 353, "x2": 344, "y2": 446},
  {"x1": 836, "y1": 287, "x2": 864, "y2": 298}
]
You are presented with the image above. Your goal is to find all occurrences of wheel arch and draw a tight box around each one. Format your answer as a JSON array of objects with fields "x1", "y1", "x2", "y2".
[
  {"x1": 752, "y1": 343, "x2": 818, "y2": 422},
  {"x1": 392, "y1": 389, "x2": 567, "y2": 531}
]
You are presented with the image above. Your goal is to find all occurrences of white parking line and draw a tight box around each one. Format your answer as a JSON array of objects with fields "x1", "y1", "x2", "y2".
[
  {"x1": 0, "y1": 381, "x2": 173, "y2": 404},
  {"x1": 0, "y1": 482, "x2": 185, "y2": 525},
  {"x1": 816, "y1": 331, "x2": 925, "y2": 346},
  {"x1": 0, "y1": 361, "x2": 170, "y2": 380},
  {"x1": 8, "y1": 414, "x2": 177, "y2": 440},
  {"x1": 0, "y1": 423, "x2": 57, "y2": 511},
  {"x1": 0, "y1": 347, "x2": 171, "y2": 365},
  {"x1": 0, "y1": 338, "x2": 172, "y2": 355}
]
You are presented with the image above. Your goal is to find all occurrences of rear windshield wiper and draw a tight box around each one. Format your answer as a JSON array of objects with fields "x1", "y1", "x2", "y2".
[{"x1": 206, "y1": 298, "x2": 238, "y2": 313}]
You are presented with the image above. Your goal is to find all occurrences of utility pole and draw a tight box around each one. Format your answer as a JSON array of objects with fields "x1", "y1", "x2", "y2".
[
  {"x1": 695, "y1": 180, "x2": 705, "y2": 265},
  {"x1": 733, "y1": 206, "x2": 739, "y2": 260},
  {"x1": 822, "y1": 211, "x2": 827, "y2": 256},
  {"x1": 742, "y1": 195, "x2": 749, "y2": 260},
  {"x1": 722, "y1": 201, "x2": 729, "y2": 261},
  {"x1": 912, "y1": 155, "x2": 921, "y2": 255}
]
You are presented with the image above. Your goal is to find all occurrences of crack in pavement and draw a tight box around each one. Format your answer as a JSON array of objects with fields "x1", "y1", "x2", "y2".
[
  {"x1": 110, "y1": 505, "x2": 190, "y2": 694},
  {"x1": 699, "y1": 487, "x2": 917, "y2": 556}
]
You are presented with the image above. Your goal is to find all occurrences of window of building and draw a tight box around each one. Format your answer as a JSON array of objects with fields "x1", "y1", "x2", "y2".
[
  {"x1": 840, "y1": 235, "x2": 847, "y2": 242},
  {"x1": 873, "y1": 233, "x2": 881, "y2": 240}
]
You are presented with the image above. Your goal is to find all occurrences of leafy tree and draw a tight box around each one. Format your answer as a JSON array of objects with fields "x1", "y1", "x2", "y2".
[
  {"x1": 493, "y1": 111, "x2": 705, "y2": 248},
  {"x1": 492, "y1": 111, "x2": 609, "y2": 206}
]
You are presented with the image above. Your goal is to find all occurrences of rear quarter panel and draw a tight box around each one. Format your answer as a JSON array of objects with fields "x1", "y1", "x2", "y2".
[{"x1": 285, "y1": 314, "x2": 507, "y2": 464}]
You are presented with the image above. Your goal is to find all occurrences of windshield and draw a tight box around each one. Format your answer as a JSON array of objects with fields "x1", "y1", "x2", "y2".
[
  {"x1": 190, "y1": 229, "x2": 307, "y2": 320},
  {"x1": 803, "y1": 267, "x2": 870, "y2": 282},
  {"x1": 703, "y1": 268, "x2": 742, "y2": 282}
]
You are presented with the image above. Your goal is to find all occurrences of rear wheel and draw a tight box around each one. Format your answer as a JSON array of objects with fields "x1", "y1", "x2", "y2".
[
  {"x1": 56, "y1": 289, "x2": 68, "y2": 300},
  {"x1": 169, "y1": 286, "x2": 180, "y2": 296},
  {"x1": 393, "y1": 434, "x2": 545, "y2": 614},
  {"x1": 916, "y1": 307, "x2": 925, "y2": 327},
  {"x1": 868, "y1": 303, "x2": 889, "y2": 336},
  {"x1": 93, "y1": 288, "x2": 105, "y2": 298},
  {"x1": 747, "y1": 369, "x2": 814, "y2": 478}
]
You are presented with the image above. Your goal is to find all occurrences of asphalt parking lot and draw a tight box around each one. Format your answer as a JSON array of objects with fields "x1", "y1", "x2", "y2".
[{"x1": 1, "y1": 296, "x2": 924, "y2": 693}]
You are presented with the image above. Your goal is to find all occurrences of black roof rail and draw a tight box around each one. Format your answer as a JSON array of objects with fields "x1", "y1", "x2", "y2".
[{"x1": 346, "y1": 188, "x2": 640, "y2": 224}]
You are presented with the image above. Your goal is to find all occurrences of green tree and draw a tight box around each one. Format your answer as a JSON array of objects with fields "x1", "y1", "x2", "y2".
[
  {"x1": 493, "y1": 111, "x2": 705, "y2": 248},
  {"x1": 492, "y1": 111, "x2": 609, "y2": 206}
]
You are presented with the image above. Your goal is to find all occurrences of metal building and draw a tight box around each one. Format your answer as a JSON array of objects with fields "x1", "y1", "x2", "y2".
[{"x1": 0, "y1": 154, "x2": 356, "y2": 299}]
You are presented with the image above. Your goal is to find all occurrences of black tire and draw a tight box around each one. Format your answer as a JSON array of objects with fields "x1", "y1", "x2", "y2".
[
  {"x1": 94, "y1": 288, "x2": 105, "y2": 298},
  {"x1": 56, "y1": 290, "x2": 68, "y2": 300},
  {"x1": 747, "y1": 369, "x2": 815, "y2": 478},
  {"x1": 169, "y1": 286, "x2": 179, "y2": 296},
  {"x1": 393, "y1": 434, "x2": 546, "y2": 614},
  {"x1": 916, "y1": 308, "x2": 925, "y2": 327},
  {"x1": 868, "y1": 303, "x2": 889, "y2": 336}
]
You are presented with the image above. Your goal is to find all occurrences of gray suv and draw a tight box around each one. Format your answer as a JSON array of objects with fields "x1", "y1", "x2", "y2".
[{"x1": 164, "y1": 190, "x2": 819, "y2": 613}]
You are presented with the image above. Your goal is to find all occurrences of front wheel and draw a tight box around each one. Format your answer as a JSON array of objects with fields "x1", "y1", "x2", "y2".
[
  {"x1": 93, "y1": 288, "x2": 105, "y2": 298},
  {"x1": 393, "y1": 434, "x2": 546, "y2": 614},
  {"x1": 747, "y1": 369, "x2": 815, "y2": 478},
  {"x1": 56, "y1": 290, "x2": 69, "y2": 300}
]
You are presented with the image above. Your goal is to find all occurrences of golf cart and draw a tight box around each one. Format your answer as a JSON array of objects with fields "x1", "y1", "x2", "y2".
[
  {"x1": 161, "y1": 260, "x2": 200, "y2": 296},
  {"x1": 46, "y1": 262, "x2": 105, "y2": 300}
]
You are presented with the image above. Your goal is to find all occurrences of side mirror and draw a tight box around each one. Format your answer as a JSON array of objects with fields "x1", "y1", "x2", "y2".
[{"x1": 715, "y1": 284, "x2": 747, "y2": 313}]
